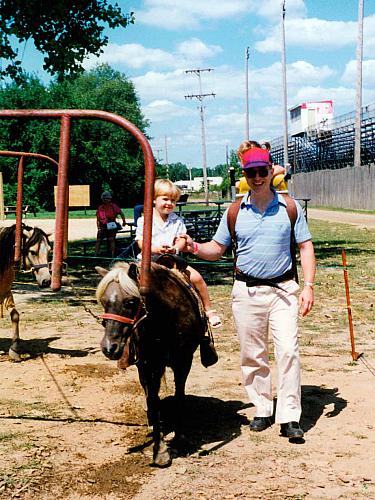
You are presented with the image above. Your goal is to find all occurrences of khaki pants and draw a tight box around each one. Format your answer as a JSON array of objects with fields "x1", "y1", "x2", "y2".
[{"x1": 232, "y1": 279, "x2": 301, "y2": 424}]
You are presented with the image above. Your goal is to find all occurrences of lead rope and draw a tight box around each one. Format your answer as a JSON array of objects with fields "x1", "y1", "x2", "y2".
[{"x1": 64, "y1": 265, "x2": 103, "y2": 324}]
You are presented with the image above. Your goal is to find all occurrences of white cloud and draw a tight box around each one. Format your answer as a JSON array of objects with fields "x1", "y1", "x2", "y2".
[
  {"x1": 287, "y1": 60, "x2": 335, "y2": 83},
  {"x1": 253, "y1": 0, "x2": 307, "y2": 21},
  {"x1": 256, "y1": 15, "x2": 375, "y2": 53},
  {"x1": 291, "y1": 86, "x2": 356, "y2": 109},
  {"x1": 136, "y1": 0, "x2": 253, "y2": 30},
  {"x1": 135, "y1": 0, "x2": 307, "y2": 30},
  {"x1": 341, "y1": 59, "x2": 375, "y2": 86},
  {"x1": 84, "y1": 43, "x2": 176, "y2": 69},
  {"x1": 143, "y1": 99, "x2": 194, "y2": 122},
  {"x1": 84, "y1": 38, "x2": 221, "y2": 71},
  {"x1": 207, "y1": 112, "x2": 245, "y2": 129},
  {"x1": 132, "y1": 70, "x2": 190, "y2": 101},
  {"x1": 256, "y1": 18, "x2": 352, "y2": 53},
  {"x1": 132, "y1": 60, "x2": 334, "y2": 109},
  {"x1": 177, "y1": 38, "x2": 222, "y2": 60}
]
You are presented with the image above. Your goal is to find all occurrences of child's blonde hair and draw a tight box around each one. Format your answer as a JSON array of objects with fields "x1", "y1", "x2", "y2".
[
  {"x1": 154, "y1": 179, "x2": 181, "y2": 201},
  {"x1": 237, "y1": 140, "x2": 261, "y2": 160}
]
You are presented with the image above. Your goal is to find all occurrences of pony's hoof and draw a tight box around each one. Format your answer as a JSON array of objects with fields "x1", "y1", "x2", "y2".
[
  {"x1": 153, "y1": 441, "x2": 172, "y2": 468},
  {"x1": 153, "y1": 449, "x2": 172, "y2": 468},
  {"x1": 9, "y1": 348, "x2": 21, "y2": 362}
]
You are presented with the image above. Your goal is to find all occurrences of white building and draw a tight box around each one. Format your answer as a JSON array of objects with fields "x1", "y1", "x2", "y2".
[
  {"x1": 289, "y1": 100, "x2": 333, "y2": 137},
  {"x1": 175, "y1": 176, "x2": 223, "y2": 192}
]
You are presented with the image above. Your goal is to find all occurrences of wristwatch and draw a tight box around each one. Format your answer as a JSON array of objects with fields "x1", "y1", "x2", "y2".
[{"x1": 304, "y1": 281, "x2": 314, "y2": 288}]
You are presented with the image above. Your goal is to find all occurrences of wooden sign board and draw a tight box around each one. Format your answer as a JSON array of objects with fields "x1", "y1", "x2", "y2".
[{"x1": 54, "y1": 185, "x2": 90, "y2": 207}]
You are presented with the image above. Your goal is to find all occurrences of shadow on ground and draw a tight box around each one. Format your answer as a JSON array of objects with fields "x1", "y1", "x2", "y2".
[
  {"x1": 0, "y1": 335, "x2": 95, "y2": 359},
  {"x1": 301, "y1": 384, "x2": 347, "y2": 433},
  {"x1": 128, "y1": 395, "x2": 250, "y2": 459}
]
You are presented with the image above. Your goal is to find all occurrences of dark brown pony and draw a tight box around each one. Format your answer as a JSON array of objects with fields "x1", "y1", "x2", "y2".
[
  {"x1": 96, "y1": 261, "x2": 206, "y2": 467},
  {"x1": 0, "y1": 224, "x2": 51, "y2": 360}
]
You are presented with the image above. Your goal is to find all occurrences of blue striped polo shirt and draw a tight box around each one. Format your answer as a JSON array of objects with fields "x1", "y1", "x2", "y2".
[{"x1": 213, "y1": 192, "x2": 311, "y2": 279}]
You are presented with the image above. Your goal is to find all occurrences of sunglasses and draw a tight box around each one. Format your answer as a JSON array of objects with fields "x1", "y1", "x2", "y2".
[{"x1": 244, "y1": 166, "x2": 270, "y2": 179}]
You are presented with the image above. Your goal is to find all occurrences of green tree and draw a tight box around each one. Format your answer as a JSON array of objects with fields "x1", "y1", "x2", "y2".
[
  {"x1": 0, "y1": 65, "x2": 149, "y2": 209},
  {"x1": 167, "y1": 162, "x2": 189, "y2": 182},
  {"x1": 0, "y1": 0, "x2": 134, "y2": 83}
]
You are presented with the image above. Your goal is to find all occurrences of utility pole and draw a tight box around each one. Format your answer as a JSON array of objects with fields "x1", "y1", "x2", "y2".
[
  {"x1": 164, "y1": 135, "x2": 169, "y2": 179},
  {"x1": 185, "y1": 68, "x2": 215, "y2": 205},
  {"x1": 280, "y1": 0, "x2": 289, "y2": 167},
  {"x1": 154, "y1": 148, "x2": 163, "y2": 162},
  {"x1": 227, "y1": 144, "x2": 236, "y2": 201},
  {"x1": 245, "y1": 46, "x2": 250, "y2": 140},
  {"x1": 354, "y1": 0, "x2": 364, "y2": 168}
]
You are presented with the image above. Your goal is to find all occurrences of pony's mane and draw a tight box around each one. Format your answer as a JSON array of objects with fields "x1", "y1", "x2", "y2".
[
  {"x1": 22, "y1": 225, "x2": 50, "y2": 254},
  {"x1": 96, "y1": 262, "x2": 141, "y2": 302},
  {"x1": 0, "y1": 224, "x2": 50, "y2": 277}
]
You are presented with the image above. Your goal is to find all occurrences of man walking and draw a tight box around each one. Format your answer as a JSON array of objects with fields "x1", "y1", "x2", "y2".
[{"x1": 181, "y1": 146, "x2": 315, "y2": 438}]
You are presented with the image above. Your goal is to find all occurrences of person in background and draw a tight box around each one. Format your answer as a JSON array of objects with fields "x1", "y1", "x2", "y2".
[
  {"x1": 95, "y1": 191, "x2": 126, "y2": 258},
  {"x1": 236, "y1": 140, "x2": 262, "y2": 195},
  {"x1": 180, "y1": 146, "x2": 315, "y2": 439},
  {"x1": 135, "y1": 179, "x2": 222, "y2": 328},
  {"x1": 133, "y1": 204, "x2": 144, "y2": 226},
  {"x1": 262, "y1": 141, "x2": 290, "y2": 193}
]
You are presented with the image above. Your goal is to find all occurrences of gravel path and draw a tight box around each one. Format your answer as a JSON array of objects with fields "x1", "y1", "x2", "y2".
[{"x1": 308, "y1": 208, "x2": 375, "y2": 229}]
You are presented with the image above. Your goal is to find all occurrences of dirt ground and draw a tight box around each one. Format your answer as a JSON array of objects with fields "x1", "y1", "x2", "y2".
[{"x1": 0, "y1": 211, "x2": 374, "y2": 499}]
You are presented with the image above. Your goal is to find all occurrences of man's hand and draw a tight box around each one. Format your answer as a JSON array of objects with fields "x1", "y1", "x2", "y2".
[
  {"x1": 299, "y1": 286, "x2": 314, "y2": 317},
  {"x1": 153, "y1": 245, "x2": 175, "y2": 254},
  {"x1": 175, "y1": 234, "x2": 194, "y2": 253}
]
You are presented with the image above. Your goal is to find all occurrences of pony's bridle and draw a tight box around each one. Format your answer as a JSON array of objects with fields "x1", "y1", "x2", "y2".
[
  {"x1": 100, "y1": 300, "x2": 147, "y2": 330},
  {"x1": 20, "y1": 229, "x2": 52, "y2": 274}
]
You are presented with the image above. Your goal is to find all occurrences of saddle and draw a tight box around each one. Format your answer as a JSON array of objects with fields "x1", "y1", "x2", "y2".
[
  {"x1": 155, "y1": 254, "x2": 218, "y2": 368},
  {"x1": 117, "y1": 254, "x2": 218, "y2": 370}
]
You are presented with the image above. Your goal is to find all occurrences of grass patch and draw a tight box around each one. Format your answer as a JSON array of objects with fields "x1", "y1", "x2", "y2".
[
  {"x1": 300, "y1": 219, "x2": 374, "y2": 348},
  {"x1": 309, "y1": 205, "x2": 375, "y2": 215},
  {"x1": 0, "y1": 432, "x2": 20, "y2": 443}
]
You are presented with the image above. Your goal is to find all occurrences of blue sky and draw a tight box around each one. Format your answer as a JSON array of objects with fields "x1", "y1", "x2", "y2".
[{"x1": 17, "y1": 0, "x2": 375, "y2": 169}]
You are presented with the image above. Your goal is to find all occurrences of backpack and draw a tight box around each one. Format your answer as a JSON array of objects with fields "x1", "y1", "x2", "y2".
[{"x1": 227, "y1": 194, "x2": 299, "y2": 282}]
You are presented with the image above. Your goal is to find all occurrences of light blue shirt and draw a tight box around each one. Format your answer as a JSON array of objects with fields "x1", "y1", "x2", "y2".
[
  {"x1": 213, "y1": 192, "x2": 311, "y2": 278},
  {"x1": 136, "y1": 211, "x2": 186, "y2": 254}
]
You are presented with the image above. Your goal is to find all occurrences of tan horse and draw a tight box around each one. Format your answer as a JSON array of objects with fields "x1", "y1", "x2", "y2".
[{"x1": 0, "y1": 224, "x2": 51, "y2": 361}]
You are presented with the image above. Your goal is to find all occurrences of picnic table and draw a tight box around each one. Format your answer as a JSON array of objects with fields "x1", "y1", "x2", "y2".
[
  {"x1": 178, "y1": 201, "x2": 229, "y2": 242},
  {"x1": 4, "y1": 205, "x2": 35, "y2": 218}
]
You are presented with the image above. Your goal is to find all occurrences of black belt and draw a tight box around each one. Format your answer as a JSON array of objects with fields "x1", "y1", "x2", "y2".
[{"x1": 235, "y1": 268, "x2": 295, "y2": 289}]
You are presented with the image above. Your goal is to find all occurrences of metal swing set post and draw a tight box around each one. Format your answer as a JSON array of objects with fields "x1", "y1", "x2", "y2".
[
  {"x1": 0, "y1": 150, "x2": 59, "y2": 266},
  {"x1": 0, "y1": 109, "x2": 155, "y2": 294}
]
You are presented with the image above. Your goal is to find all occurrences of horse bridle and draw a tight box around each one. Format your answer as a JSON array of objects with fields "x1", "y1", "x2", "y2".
[
  {"x1": 100, "y1": 300, "x2": 147, "y2": 329},
  {"x1": 20, "y1": 228, "x2": 52, "y2": 273}
]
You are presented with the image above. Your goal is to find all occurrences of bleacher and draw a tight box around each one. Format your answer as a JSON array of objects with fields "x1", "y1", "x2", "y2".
[{"x1": 270, "y1": 102, "x2": 375, "y2": 172}]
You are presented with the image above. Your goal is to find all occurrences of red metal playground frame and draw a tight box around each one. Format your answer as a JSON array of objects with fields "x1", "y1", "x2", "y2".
[
  {"x1": 0, "y1": 110, "x2": 155, "y2": 293},
  {"x1": 0, "y1": 150, "x2": 59, "y2": 267}
]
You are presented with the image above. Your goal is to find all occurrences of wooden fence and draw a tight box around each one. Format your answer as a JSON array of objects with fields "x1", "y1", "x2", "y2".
[{"x1": 291, "y1": 164, "x2": 375, "y2": 210}]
